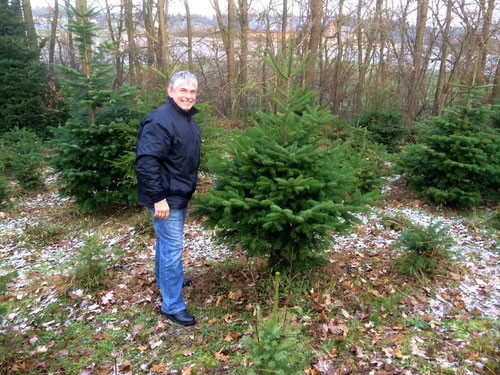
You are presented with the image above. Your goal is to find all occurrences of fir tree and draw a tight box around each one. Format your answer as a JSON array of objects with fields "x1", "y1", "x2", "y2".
[
  {"x1": 50, "y1": 6, "x2": 137, "y2": 211},
  {"x1": 193, "y1": 48, "x2": 373, "y2": 271},
  {"x1": 398, "y1": 86, "x2": 499, "y2": 207},
  {"x1": 0, "y1": 0, "x2": 45, "y2": 135}
]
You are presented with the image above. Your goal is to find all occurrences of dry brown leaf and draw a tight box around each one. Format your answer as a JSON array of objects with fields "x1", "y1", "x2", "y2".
[
  {"x1": 214, "y1": 352, "x2": 228, "y2": 361},
  {"x1": 151, "y1": 363, "x2": 167, "y2": 372},
  {"x1": 183, "y1": 350, "x2": 194, "y2": 357},
  {"x1": 368, "y1": 289, "x2": 380, "y2": 297},
  {"x1": 228, "y1": 289, "x2": 242, "y2": 300},
  {"x1": 224, "y1": 331, "x2": 242, "y2": 342},
  {"x1": 137, "y1": 346, "x2": 148, "y2": 351},
  {"x1": 208, "y1": 317, "x2": 217, "y2": 325},
  {"x1": 181, "y1": 366, "x2": 193, "y2": 375}
]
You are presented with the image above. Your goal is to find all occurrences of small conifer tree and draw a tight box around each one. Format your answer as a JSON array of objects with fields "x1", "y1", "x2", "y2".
[
  {"x1": 193, "y1": 48, "x2": 373, "y2": 270},
  {"x1": 398, "y1": 85, "x2": 499, "y2": 207},
  {"x1": 50, "y1": 6, "x2": 138, "y2": 211}
]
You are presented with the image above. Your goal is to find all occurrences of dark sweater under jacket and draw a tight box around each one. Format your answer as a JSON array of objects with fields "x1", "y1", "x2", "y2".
[{"x1": 136, "y1": 96, "x2": 201, "y2": 209}]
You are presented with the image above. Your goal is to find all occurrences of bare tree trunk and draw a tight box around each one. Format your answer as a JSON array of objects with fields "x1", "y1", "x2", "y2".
[
  {"x1": 432, "y1": 0, "x2": 452, "y2": 115},
  {"x1": 406, "y1": 0, "x2": 428, "y2": 120},
  {"x1": 354, "y1": 0, "x2": 369, "y2": 113},
  {"x1": 238, "y1": 0, "x2": 248, "y2": 112},
  {"x1": 143, "y1": 0, "x2": 155, "y2": 68},
  {"x1": 477, "y1": 0, "x2": 495, "y2": 84},
  {"x1": 332, "y1": 0, "x2": 344, "y2": 112},
  {"x1": 64, "y1": 0, "x2": 76, "y2": 69},
  {"x1": 125, "y1": 0, "x2": 142, "y2": 88},
  {"x1": 304, "y1": 0, "x2": 322, "y2": 88},
  {"x1": 214, "y1": 0, "x2": 228, "y2": 51},
  {"x1": 21, "y1": 0, "x2": 37, "y2": 52},
  {"x1": 396, "y1": 0, "x2": 409, "y2": 97},
  {"x1": 105, "y1": 0, "x2": 124, "y2": 88},
  {"x1": 281, "y1": 0, "x2": 287, "y2": 51},
  {"x1": 157, "y1": 0, "x2": 168, "y2": 74},
  {"x1": 491, "y1": 61, "x2": 500, "y2": 103},
  {"x1": 227, "y1": 0, "x2": 236, "y2": 115},
  {"x1": 48, "y1": 0, "x2": 59, "y2": 71},
  {"x1": 374, "y1": 0, "x2": 383, "y2": 85},
  {"x1": 184, "y1": 0, "x2": 193, "y2": 72}
]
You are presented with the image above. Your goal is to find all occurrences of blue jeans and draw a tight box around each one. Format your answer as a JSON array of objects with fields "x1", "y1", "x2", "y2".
[{"x1": 152, "y1": 207, "x2": 188, "y2": 314}]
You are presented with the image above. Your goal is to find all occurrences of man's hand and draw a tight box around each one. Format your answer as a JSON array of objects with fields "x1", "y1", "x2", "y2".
[{"x1": 154, "y1": 199, "x2": 170, "y2": 219}]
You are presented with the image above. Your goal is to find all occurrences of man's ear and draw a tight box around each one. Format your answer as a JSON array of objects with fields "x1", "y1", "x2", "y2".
[{"x1": 167, "y1": 87, "x2": 173, "y2": 97}]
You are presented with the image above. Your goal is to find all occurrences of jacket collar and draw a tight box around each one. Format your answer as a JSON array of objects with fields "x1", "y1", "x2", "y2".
[{"x1": 167, "y1": 96, "x2": 199, "y2": 117}]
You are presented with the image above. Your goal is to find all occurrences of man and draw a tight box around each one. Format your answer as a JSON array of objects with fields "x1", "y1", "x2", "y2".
[{"x1": 135, "y1": 71, "x2": 201, "y2": 326}]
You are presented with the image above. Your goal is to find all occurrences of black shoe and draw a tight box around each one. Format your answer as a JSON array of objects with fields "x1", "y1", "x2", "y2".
[
  {"x1": 162, "y1": 309, "x2": 196, "y2": 326},
  {"x1": 182, "y1": 275, "x2": 192, "y2": 287}
]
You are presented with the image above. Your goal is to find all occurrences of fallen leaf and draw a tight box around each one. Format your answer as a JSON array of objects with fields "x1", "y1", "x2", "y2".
[
  {"x1": 36, "y1": 345, "x2": 48, "y2": 353},
  {"x1": 181, "y1": 366, "x2": 193, "y2": 375},
  {"x1": 137, "y1": 346, "x2": 148, "y2": 351},
  {"x1": 368, "y1": 289, "x2": 380, "y2": 297},
  {"x1": 151, "y1": 363, "x2": 167, "y2": 372},
  {"x1": 208, "y1": 317, "x2": 217, "y2": 325},
  {"x1": 183, "y1": 350, "x2": 194, "y2": 357},
  {"x1": 215, "y1": 352, "x2": 228, "y2": 361},
  {"x1": 228, "y1": 289, "x2": 242, "y2": 300},
  {"x1": 224, "y1": 332, "x2": 242, "y2": 342}
]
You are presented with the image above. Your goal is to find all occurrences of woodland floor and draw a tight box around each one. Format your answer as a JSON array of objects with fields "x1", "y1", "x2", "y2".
[{"x1": 0, "y1": 174, "x2": 499, "y2": 374}]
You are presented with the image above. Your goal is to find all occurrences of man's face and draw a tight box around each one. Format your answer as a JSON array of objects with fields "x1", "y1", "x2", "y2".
[{"x1": 168, "y1": 81, "x2": 197, "y2": 111}]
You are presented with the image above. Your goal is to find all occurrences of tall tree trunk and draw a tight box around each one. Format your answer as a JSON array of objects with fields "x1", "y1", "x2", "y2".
[
  {"x1": 332, "y1": 0, "x2": 344, "y2": 112},
  {"x1": 48, "y1": 0, "x2": 59, "y2": 71},
  {"x1": 227, "y1": 0, "x2": 236, "y2": 115},
  {"x1": 105, "y1": 0, "x2": 123, "y2": 88},
  {"x1": 64, "y1": 0, "x2": 76, "y2": 69},
  {"x1": 184, "y1": 0, "x2": 193, "y2": 72},
  {"x1": 21, "y1": 0, "x2": 37, "y2": 52},
  {"x1": 406, "y1": 0, "x2": 429, "y2": 120},
  {"x1": 354, "y1": 0, "x2": 367, "y2": 113},
  {"x1": 157, "y1": 0, "x2": 168, "y2": 74},
  {"x1": 477, "y1": 0, "x2": 495, "y2": 84},
  {"x1": 491, "y1": 61, "x2": 500, "y2": 103},
  {"x1": 143, "y1": 0, "x2": 154, "y2": 67},
  {"x1": 432, "y1": 0, "x2": 452, "y2": 115},
  {"x1": 304, "y1": 0, "x2": 322, "y2": 88},
  {"x1": 238, "y1": 0, "x2": 248, "y2": 112},
  {"x1": 281, "y1": 0, "x2": 287, "y2": 51},
  {"x1": 374, "y1": 0, "x2": 383, "y2": 86},
  {"x1": 125, "y1": 0, "x2": 141, "y2": 88},
  {"x1": 396, "y1": 0, "x2": 409, "y2": 97}
]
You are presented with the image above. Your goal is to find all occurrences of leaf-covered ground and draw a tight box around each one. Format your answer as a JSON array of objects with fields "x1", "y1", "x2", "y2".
[{"x1": 0, "y1": 175, "x2": 498, "y2": 374}]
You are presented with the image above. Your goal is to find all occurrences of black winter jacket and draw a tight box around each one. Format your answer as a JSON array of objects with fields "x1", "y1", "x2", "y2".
[{"x1": 136, "y1": 96, "x2": 201, "y2": 209}]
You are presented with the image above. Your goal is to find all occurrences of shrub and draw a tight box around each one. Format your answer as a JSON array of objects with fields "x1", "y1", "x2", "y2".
[
  {"x1": 71, "y1": 235, "x2": 107, "y2": 290},
  {"x1": 339, "y1": 126, "x2": 389, "y2": 194},
  {"x1": 356, "y1": 107, "x2": 404, "y2": 152},
  {"x1": 0, "y1": 127, "x2": 44, "y2": 190},
  {"x1": 397, "y1": 101, "x2": 500, "y2": 207},
  {"x1": 193, "y1": 48, "x2": 373, "y2": 271},
  {"x1": 243, "y1": 273, "x2": 309, "y2": 374},
  {"x1": 394, "y1": 219, "x2": 454, "y2": 276}
]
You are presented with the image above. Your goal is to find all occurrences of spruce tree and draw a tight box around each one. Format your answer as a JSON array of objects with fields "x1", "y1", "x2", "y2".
[
  {"x1": 398, "y1": 86, "x2": 500, "y2": 207},
  {"x1": 193, "y1": 49, "x2": 373, "y2": 271},
  {"x1": 50, "y1": 6, "x2": 137, "y2": 211},
  {"x1": 0, "y1": 0, "x2": 45, "y2": 135}
]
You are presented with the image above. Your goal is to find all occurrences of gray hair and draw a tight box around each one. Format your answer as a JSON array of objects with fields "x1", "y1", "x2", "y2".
[{"x1": 169, "y1": 71, "x2": 198, "y2": 90}]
